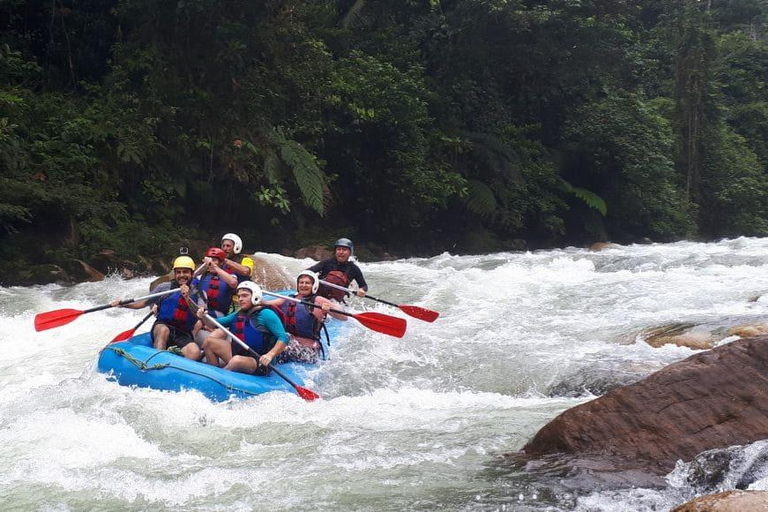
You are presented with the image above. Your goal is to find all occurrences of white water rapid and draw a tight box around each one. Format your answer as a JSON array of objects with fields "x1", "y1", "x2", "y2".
[{"x1": 4, "y1": 238, "x2": 768, "y2": 510}]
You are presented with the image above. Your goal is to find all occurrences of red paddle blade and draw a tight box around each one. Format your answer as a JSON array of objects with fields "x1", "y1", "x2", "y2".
[
  {"x1": 295, "y1": 386, "x2": 321, "y2": 401},
  {"x1": 399, "y1": 305, "x2": 439, "y2": 323},
  {"x1": 110, "y1": 328, "x2": 136, "y2": 343},
  {"x1": 353, "y1": 311, "x2": 407, "y2": 338},
  {"x1": 34, "y1": 308, "x2": 84, "y2": 332}
]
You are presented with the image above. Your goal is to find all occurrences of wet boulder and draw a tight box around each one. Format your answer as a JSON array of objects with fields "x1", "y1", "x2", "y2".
[
  {"x1": 19, "y1": 264, "x2": 69, "y2": 285},
  {"x1": 294, "y1": 245, "x2": 332, "y2": 261},
  {"x1": 522, "y1": 336, "x2": 768, "y2": 474},
  {"x1": 251, "y1": 255, "x2": 293, "y2": 290},
  {"x1": 673, "y1": 490, "x2": 768, "y2": 511},
  {"x1": 60, "y1": 259, "x2": 104, "y2": 282}
]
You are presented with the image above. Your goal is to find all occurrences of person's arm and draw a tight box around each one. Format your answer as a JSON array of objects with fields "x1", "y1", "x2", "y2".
[
  {"x1": 351, "y1": 264, "x2": 368, "y2": 295},
  {"x1": 209, "y1": 261, "x2": 238, "y2": 289},
  {"x1": 261, "y1": 297, "x2": 286, "y2": 307},
  {"x1": 225, "y1": 257, "x2": 252, "y2": 278},
  {"x1": 315, "y1": 296, "x2": 347, "y2": 322},
  {"x1": 257, "y1": 309, "x2": 290, "y2": 366}
]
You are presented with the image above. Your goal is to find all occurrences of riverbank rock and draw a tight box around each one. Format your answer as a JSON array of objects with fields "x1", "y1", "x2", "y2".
[
  {"x1": 19, "y1": 264, "x2": 69, "y2": 285},
  {"x1": 294, "y1": 245, "x2": 332, "y2": 261},
  {"x1": 673, "y1": 490, "x2": 768, "y2": 511},
  {"x1": 589, "y1": 242, "x2": 620, "y2": 251},
  {"x1": 60, "y1": 259, "x2": 104, "y2": 282},
  {"x1": 521, "y1": 335, "x2": 768, "y2": 475},
  {"x1": 251, "y1": 255, "x2": 292, "y2": 290}
]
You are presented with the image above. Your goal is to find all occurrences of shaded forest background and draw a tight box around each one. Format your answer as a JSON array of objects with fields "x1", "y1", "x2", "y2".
[{"x1": 2, "y1": 0, "x2": 768, "y2": 276}]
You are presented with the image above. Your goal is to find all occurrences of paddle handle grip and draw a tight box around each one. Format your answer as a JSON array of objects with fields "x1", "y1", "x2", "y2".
[
  {"x1": 317, "y1": 280, "x2": 395, "y2": 307},
  {"x1": 261, "y1": 291, "x2": 352, "y2": 319}
]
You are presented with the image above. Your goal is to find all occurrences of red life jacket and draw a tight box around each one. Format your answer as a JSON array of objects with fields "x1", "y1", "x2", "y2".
[{"x1": 319, "y1": 270, "x2": 349, "y2": 301}]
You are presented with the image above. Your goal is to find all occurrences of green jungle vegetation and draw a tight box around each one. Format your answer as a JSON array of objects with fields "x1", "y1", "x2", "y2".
[{"x1": 1, "y1": 0, "x2": 768, "y2": 280}]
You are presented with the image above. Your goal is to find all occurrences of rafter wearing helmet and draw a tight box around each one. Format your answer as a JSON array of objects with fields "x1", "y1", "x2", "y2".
[
  {"x1": 307, "y1": 238, "x2": 368, "y2": 302},
  {"x1": 220, "y1": 233, "x2": 254, "y2": 280},
  {"x1": 262, "y1": 270, "x2": 348, "y2": 364},
  {"x1": 199, "y1": 281, "x2": 290, "y2": 375}
]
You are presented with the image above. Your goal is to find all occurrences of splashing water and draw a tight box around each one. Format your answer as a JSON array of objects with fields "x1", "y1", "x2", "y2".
[{"x1": 4, "y1": 238, "x2": 768, "y2": 510}]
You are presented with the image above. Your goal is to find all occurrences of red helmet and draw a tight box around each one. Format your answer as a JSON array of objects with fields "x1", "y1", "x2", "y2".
[{"x1": 206, "y1": 247, "x2": 227, "y2": 261}]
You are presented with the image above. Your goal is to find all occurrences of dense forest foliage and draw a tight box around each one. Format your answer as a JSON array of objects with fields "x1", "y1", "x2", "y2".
[{"x1": 2, "y1": 0, "x2": 768, "y2": 271}]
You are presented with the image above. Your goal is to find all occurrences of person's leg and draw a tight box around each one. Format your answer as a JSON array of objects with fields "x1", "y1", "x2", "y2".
[
  {"x1": 225, "y1": 355, "x2": 258, "y2": 374},
  {"x1": 203, "y1": 335, "x2": 232, "y2": 366},
  {"x1": 152, "y1": 324, "x2": 170, "y2": 350}
]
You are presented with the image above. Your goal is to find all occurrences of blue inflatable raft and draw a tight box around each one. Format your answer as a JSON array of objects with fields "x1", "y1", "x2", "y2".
[{"x1": 97, "y1": 325, "x2": 334, "y2": 402}]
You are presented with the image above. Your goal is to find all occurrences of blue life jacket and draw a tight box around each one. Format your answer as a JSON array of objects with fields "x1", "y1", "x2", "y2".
[
  {"x1": 156, "y1": 291, "x2": 198, "y2": 333},
  {"x1": 194, "y1": 265, "x2": 236, "y2": 315},
  {"x1": 231, "y1": 307, "x2": 281, "y2": 354},
  {"x1": 279, "y1": 295, "x2": 321, "y2": 340}
]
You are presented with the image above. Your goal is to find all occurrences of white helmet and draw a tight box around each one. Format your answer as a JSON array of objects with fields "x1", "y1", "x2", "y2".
[
  {"x1": 236, "y1": 281, "x2": 262, "y2": 305},
  {"x1": 221, "y1": 233, "x2": 243, "y2": 254},
  {"x1": 297, "y1": 270, "x2": 319, "y2": 294}
]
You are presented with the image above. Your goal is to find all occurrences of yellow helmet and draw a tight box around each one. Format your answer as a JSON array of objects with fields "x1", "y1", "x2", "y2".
[{"x1": 172, "y1": 256, "x2": 195, "y2": 271}]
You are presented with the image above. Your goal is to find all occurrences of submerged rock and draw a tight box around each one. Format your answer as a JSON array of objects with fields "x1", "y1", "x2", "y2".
[
  {"x1": 521, "y1": 335, "x2": 768, "y2": 474},
  {"x1": 673, "y1": 490, "x2": 768, "y2": 511}
]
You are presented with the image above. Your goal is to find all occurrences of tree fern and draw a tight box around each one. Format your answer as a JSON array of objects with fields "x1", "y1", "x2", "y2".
[
  {"x1": 280, "y1": 139, "x2": 326, "y2": 216},
  {"x1": 559, "y1": 179, "x2": 607, "y2": 216},
  {"x1": 461, "y1": 131, "x2": 523, "y2": 183},
  {"x1": 463, "y1": 179, "x2": 498, "y2": 216}
]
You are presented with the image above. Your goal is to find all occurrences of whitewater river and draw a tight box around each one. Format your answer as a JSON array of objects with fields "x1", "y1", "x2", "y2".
[{"x1": 4, "y1": 238, "x2": 768, "y2": 510}]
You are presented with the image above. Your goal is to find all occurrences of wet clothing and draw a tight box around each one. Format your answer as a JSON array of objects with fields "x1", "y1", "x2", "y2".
[{"x1": 308, "y1": 258, "x2": 367, "y2": 300}]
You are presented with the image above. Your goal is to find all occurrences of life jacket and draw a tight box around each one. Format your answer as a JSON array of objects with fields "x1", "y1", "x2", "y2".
[
  {"x1": 195, "y1": 265, "x2": 236, "y2": 314},
  {"x1": 230, "y1": 306, "x2": 284, "y2": 354},
  {"x1": 156, "y1": 291, "x2": 197, "y2": 333},
  {"x1": 319, "y1": 270, "x2": 350, "y2": 301},
  {"x1": 279, "y1": 294, "x2": 322, "y2": 340}
]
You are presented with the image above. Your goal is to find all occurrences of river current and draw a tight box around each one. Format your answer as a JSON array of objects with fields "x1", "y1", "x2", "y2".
[{"x1": 4, "y1": 238, "x2": 768, "y2": 510}]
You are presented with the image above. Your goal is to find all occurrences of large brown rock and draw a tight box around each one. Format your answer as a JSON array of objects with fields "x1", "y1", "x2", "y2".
[
  {"x1": 251, "y1": 255, "x2": 293, "y2": 290},
  {"x1": 673, "y1": 490, "x2": 768, "y2": 511},
  {"x1": 522, "y1": 336, "x2": 768, "y2": 474},
  {"x1": 60, "y1": 259, "x2": 104, "y2": 282},
  {"x1": 294, "y1": 245, "x2": 332, "y2": 261}
]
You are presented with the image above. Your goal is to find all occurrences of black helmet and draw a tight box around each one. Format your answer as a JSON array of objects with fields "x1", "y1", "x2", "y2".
[{"x1": 334, "y1": 238, "x2": 354, "y2": 252}]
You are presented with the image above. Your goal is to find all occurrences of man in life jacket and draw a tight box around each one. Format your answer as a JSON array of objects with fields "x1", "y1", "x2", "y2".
[
  {"x1": 307, "y1": 238, "x2": 368, "y2": 302},
  {"x1": 263, "y1": 270, "x2": 347, "y2": 363},
  {"x1": 112, "y1": 256, "x2": 204, "y2": 360},
  {"x1": 220, "y1": 233, "x2": 254, "y2": 280},
  {"x1": 200, "y1": 281, "x2": 289, "y2": 375},
  {"x1": 192, "y1": 247, "x2": 238, "y2": 317}
]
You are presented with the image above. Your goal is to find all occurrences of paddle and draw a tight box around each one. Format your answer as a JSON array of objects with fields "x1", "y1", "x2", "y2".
[
  {"x1": 109, "y1": 312, "x2": 154, "y2": 343},
  {"x1": 202, "y1": 312, "x2": 320, "y2": 401},
  {"x1": 34, "y1": 288, "x2": 179, "y2": 332},
  {"x1": 262, "y1": 291, "x2": 407, "y2": 338},
  {"x1": 318, "y1": 279, "x2": 439, "y2": 323}
]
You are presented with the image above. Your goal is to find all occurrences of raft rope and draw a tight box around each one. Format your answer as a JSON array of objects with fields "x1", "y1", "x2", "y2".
[{"x1": 101, "y1": 346, "x2": 285, "y2": 398}]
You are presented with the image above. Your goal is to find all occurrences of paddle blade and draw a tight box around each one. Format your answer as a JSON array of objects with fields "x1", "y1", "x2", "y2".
[
  {"x1": 353, "y1": 311, "x2": 407, "y2": 338},
  {"x1": 34, "y1": 309, "x2": 83, "y2": 332},
  {"x1": 295, "y1": 386, "x2": 321, "y2": 401},
  {"x1": 110, "y1": 328, "x2": 136, "y2": 343},
  {"x1": 399, "y1": 304, "x2": 439, "y2": 323}
]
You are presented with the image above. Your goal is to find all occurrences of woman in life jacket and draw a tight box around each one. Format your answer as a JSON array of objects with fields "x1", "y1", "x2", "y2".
[
  {"x1": 199, "y1": 281, "x2": 290, "y2": 375},
  {"x1": 264, "y1": 271, "x2": 347, "y2": 364}
]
